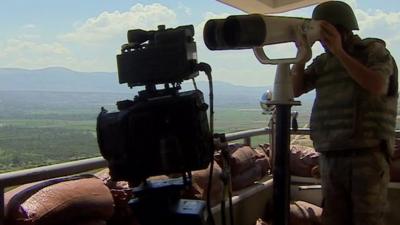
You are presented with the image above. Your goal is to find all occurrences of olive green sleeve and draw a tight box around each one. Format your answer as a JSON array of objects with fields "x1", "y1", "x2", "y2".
[
  {"x1": 365, "y1": 42, "x2": 394, "y2": 92},
  {"x1": 303, "y1": 55, "x2": 324, "y2": 93}
]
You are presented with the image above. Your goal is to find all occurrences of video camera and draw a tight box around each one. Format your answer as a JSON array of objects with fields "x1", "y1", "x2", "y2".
[
  {"x1": 97, "y1": 24, "x2": 213, "y2": 183},
  {"x1": 96, "y1": 24, "x2": 214, "y2": 225},
  {"x1": 117, "y1": 25, "x2": 199, "y2": 87}
]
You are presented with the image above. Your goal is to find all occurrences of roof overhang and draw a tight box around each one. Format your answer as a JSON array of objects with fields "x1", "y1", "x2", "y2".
[{"x1": 217, "y1": 0, "x2": 330, "y2": 14}]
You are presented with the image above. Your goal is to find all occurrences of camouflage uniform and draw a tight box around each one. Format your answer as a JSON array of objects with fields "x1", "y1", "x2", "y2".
[{"x1": 303, "y1": 35, "x2": 397, "y2": 225}]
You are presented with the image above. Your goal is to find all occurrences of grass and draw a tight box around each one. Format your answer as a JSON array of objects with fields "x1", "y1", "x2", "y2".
[
  {"x1": 0, "y1": 105, "x2": 315, "y2": 173},
  {"x1": 0, "y1": 119, "x2": 95, "y2": 130}
]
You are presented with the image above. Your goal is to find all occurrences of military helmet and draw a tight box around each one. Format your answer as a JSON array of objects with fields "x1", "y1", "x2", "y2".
[{"x1": 312, "y1": 1, "x2": 359, "y2": 30}]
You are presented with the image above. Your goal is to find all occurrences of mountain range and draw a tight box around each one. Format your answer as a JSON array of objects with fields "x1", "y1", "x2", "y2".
[{"x1": 0, "y1": 67, "x2": 315, "y2": 108}]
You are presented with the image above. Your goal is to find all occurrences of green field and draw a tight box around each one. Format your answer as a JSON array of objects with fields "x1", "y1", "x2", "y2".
[
  {"x1": 4, "y1": 89, "x2": 399, "y2": 173},
  {"x1": 0, "y1": 108, "x2": 277, "y2": 173},
  {"x1": 0, "y1": 120, "x2": 99, "y2": 172},
  {"x1": 0, "y1": 90, "x2": 322, "y2": 173}
]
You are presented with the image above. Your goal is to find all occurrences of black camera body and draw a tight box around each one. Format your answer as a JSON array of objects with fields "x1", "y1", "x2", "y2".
[
  {"x1": 97, "y1": 24, "x2": 213, "y2": 183},
  {"x1": 117, "y1": 25, "x2": 198, "y2": 87},
  {"x1": 97, "y1": 25, "x2": 212, "y2": 225},
  {"x1": 97, "y1": 89, "x2": 213, "y2": 182}
]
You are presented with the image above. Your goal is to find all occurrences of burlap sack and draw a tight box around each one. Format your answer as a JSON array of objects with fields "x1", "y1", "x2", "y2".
[
  {"x1": 231, "y1": 149, "x2": 271, "y2": 190},
  {"x1": 191, "y1": 161, "x2": 222, "y2": 206},
  {"x1": 95, "y1": 168, "x2": 130, "y2": 189},
  {"x1": 230, "y1": 146, "x2": 260, "y2": 175},
  {"x1": 289, "y1": 201, "x2": 322, "y2": 225},
  {"x1": 231, "y1": 163, "x2": 263, "y2": 190},
  {"x1": 5, "y1": 175, "x2": 114, "y2": 225},
  {"x1": 290, "y1": 145, "x2": 320, "y2": 177},
  {"x1": 263, "y1": 201, "x2": 322, "y2": 225}
]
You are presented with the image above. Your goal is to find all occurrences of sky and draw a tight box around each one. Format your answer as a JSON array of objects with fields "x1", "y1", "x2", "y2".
[{"x1": 1, "y1": 0, "x2": 400, "y2": 86}]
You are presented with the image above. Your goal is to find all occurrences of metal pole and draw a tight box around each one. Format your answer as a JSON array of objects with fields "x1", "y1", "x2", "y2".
[
  {"x1": 269, "y1": 114, "x2": 276, "y2": 169},
  {"x1": 273, "y1": 105, "x2": 291, "y2": 225},
  {"x1": 243, "y1": 137, "x2": 251, "y2": 146}
]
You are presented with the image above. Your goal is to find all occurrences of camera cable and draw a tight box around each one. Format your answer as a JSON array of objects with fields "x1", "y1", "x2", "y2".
[
  {"x1": 196, "y1": 62, "x2": 234, "y2": 225},
  {"x1": 195, "y1": 62, "x2": 216, "y2": 225}
]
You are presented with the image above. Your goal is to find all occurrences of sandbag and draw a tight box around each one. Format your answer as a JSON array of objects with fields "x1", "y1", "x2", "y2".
[
  {"x1": 5, "y1": 175, "x2": 114, "y2": 225},
  {"x1": 231, "y1": 149, "x2": 270, "y2": 190},
  {"x1": 231, "y1": 163, "x2": 263, "y2": 190},
  {"x1": 95, "y1": 169, "x2": 148, "y2": 225},
  {"x1": 74, "y1": 220, "x2": 107, "y2": 225},
  {"x1": 230, "y1": 146, "x2": 260, "y2": 175},
  {"x1": 290, "y1": 145, "x2": 320, "y2": 177},
  {"x1": 254, "y1": 148, "x2": 271, "y2": 175},
  {"x1": 191, "y1": 161, "x2": 222, "y2": 206},
  {"x1": 262, "y1": 201, "x2": 322, "y2": 225},
  {"x1": 95, "y1": 168, "x2": 130, "y2": 189},
  {"x1": 289, "y1": 201, "x2": 322, "y2": 225}
]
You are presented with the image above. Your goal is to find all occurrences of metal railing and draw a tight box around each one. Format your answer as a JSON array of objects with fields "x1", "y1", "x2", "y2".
[{"x1": 0, "y1": 127, "x2": 398, "y2": 225}]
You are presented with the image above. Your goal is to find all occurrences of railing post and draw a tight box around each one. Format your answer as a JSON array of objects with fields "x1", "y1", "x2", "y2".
[
  {"x1": 243, "y1": 137, "x2": 251, "y2": 146},
  {"x1": 273, "y1": 105, "x2": 291, "y2": 225}
]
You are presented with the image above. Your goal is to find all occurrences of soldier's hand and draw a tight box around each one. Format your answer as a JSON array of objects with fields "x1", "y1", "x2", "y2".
[
  {"x1": 320, "y1": 21, "x2": 343, "y2": 56},
  {"x1": 295, "y1": 26, "x2": 310, "y2": 65}
]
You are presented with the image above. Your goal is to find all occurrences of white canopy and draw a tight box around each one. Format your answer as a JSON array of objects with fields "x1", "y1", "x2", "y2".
[{"x1": 218, "y1": 0, "x2": 330, "y2": 14}]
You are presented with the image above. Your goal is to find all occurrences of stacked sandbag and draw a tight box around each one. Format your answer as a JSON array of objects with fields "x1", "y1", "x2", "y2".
[
  {"x1": 5, "y1": 175, "x2": 114, "y2": 225},
  {"x1": 228, "y1": 145, "x2": 271, "y2": 190},
  {"x1": 191, "y1": 161, "x2": 223, "y2": 206},
  {"x1": 289, "y1": 145, "x2": 320, "y2": 177},
  {"x1": 260, "y1": 201, "x2": 322, "y2": 225},
  {"x1": 94, "y1": 169, "x2": 148, "y2": 225},
  {"x1": 289, "y1": 201, "x2": 322, "y2": 225},
  {"x1": 95, "y1": 168, "x2": 130, "y2": 190}
]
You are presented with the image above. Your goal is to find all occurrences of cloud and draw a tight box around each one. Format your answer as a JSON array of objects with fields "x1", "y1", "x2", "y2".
[
  {"x1": 0, "y1": 39, "x2": 70, "y2": 58},
  {"x1": 22, "y1": 24, "x2": 36, "y2": 29},
  {"x1": 343, "y1": 0, "x2": 358, "y2": 8},
  {"x1": 59, "y1": 3, "x2": 177, "y2": 45},
  {"x1": 194, "y1": 12, "x2": 232, "y2": 46},
  {"x1": 353, "y1": 8, "x2": 400, "y2": 58},
  {"x1": 0, "y1": 39, "x2": 107, "y2": 71},
  {"x1": 178, "y1": 2, "x2": 192, "y2": 16},
  {"x1": 1, "y1": 1, "x2": 399, "y2": 86},
  {"x1": 0, "y1": 3, "x2": 180, "y2": 72},
  {"x1": 17, "y1": 23, "x2": 41, "y2": 40},
  {"x1": 0, "y1": 39, "x2": 68, "y2": 68}
]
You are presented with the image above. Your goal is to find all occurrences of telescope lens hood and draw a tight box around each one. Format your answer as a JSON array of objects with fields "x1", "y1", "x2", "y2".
[
  {"x1": 204, "y1": 14, "x2": 266, "y2": 50},
  {"x1": 223, "y1": 14, "x2": 266, "y2": 48}
]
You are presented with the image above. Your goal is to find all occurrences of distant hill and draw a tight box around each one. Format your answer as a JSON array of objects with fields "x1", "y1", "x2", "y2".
[
  {"x1": 0, "y1": 67, "x2": 314, "y2": 109},
  {"x1": 0, "y1": 67, "x2": 124, "y2": 92}
]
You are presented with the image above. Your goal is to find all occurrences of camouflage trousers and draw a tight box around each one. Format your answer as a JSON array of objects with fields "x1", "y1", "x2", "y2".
[{"x1": 320, "y1": 148, "x2": 390, "y2": 225}]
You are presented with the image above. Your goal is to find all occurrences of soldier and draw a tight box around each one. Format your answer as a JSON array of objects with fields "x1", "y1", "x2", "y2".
[{"x1": 292, "y1": 1, "x2": 398, "y2": 225}]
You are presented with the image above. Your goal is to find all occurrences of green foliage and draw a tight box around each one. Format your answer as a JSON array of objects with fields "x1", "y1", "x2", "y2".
[
  {"x1": 1, "y1": 90, "x2": 398, "y2": 173},
  {"x1": 0, "y1": 123, "x2": 99, "y2": 172}
]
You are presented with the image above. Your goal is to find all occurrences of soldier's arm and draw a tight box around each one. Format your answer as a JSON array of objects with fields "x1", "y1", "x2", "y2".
[
  {"x1": 292, "y1": 36, "x2": 318, "y2": 97},
  {"x1": 320, "y1": 21, "x2": 390, "y2": 95},
  {"x1": 335, "y1": 48, "x2": 390, "y2": 95},
  {"x1": 292, "y1": 63, "x2": 307, "y2": 97}
]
